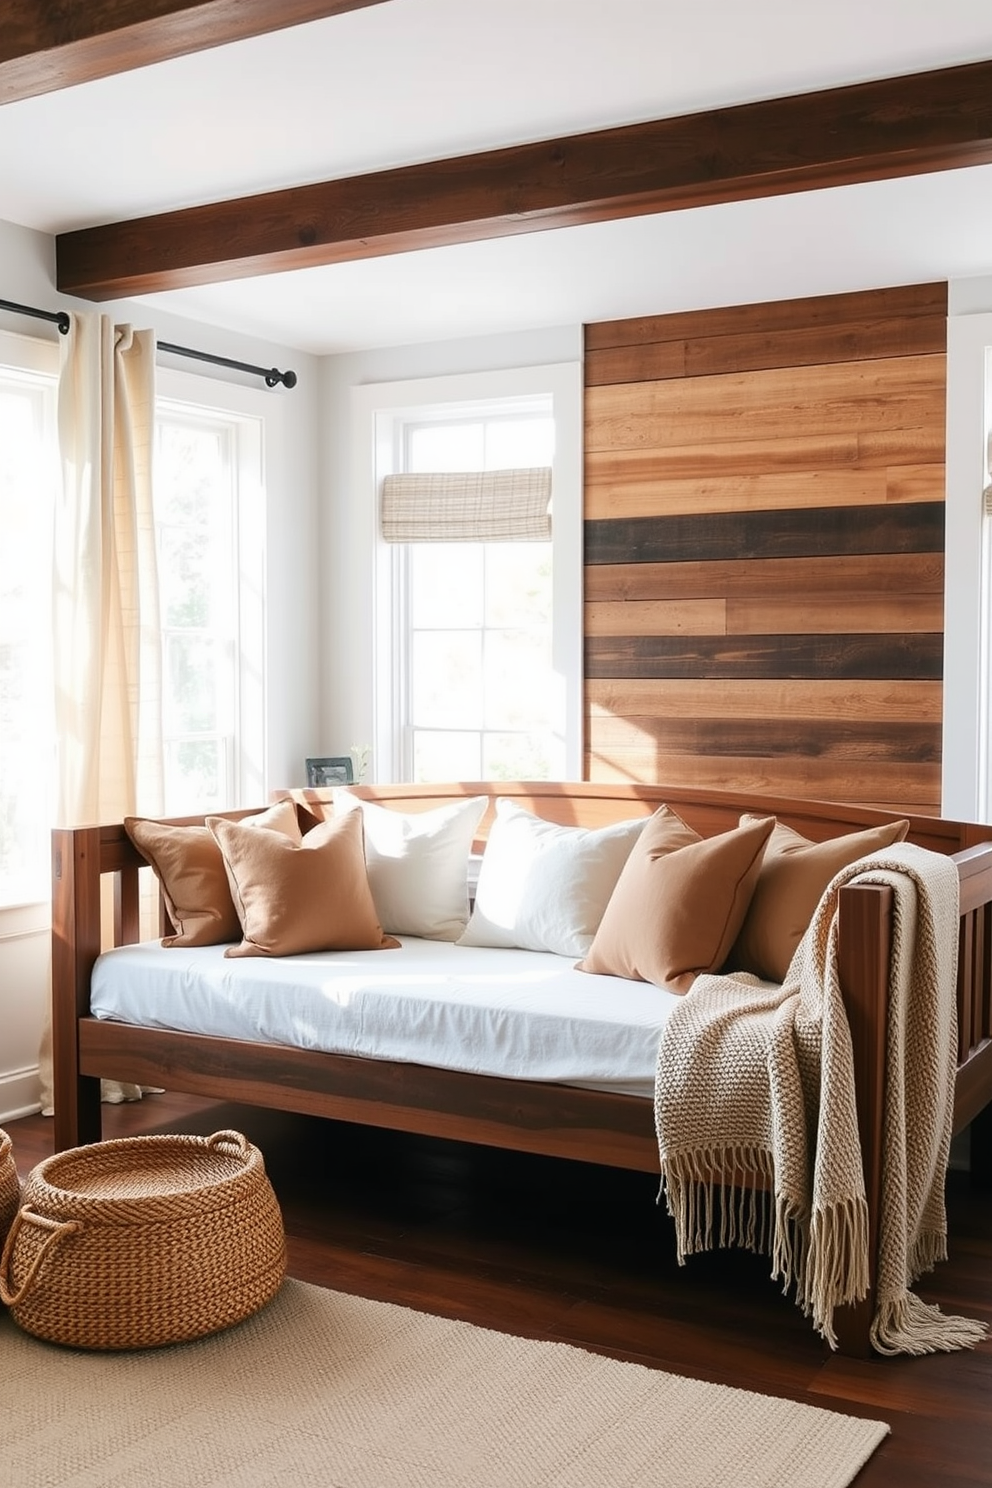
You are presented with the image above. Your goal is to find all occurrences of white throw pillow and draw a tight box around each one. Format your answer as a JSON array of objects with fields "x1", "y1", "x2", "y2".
[
  {"x1": 457, "y1": 799, "x2": 647, "y2": 956},
  {"x1": 334, "y1": 791, "x2": 487, "y2": 940}
]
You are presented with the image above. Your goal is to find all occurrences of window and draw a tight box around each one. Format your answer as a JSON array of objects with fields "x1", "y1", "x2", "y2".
[
  {"x1": 155, "y1": 370, "x2": 266, "y2": 816},
  {"x1": 0, "y1": 342, "x2": 267, "y2": 908},
  {"x1": 0, "y1": 335, "x2": 58, "y2": 906},
  {"x1": 398, "y1": 409, "x2": 556, "y2": 780},
  {"x1": 357, "y1": 365, "x2": 583, "y2": 785}
]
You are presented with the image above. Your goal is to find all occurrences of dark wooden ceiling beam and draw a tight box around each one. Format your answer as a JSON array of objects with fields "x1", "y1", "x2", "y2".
[
  {"x1": 56, "y1": 57, "x2": 992, "y2": 302},
  {"x1": 1, "y1": 0, "x2": 390, "y2": 105}
]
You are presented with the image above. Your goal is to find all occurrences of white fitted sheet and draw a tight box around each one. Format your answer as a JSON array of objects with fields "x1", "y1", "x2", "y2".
[{"x1": 90, "y1": 936, "x2": 683, "y2": 1099}]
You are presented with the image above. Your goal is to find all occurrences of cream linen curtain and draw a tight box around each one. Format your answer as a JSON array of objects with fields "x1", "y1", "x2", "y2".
[{"x1": 39, "y1": 312, "x2": 164, "y2": 1114}]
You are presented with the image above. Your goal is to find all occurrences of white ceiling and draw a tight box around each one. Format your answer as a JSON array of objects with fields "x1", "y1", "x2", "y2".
[{"x1": 3, "y1": 0, "x2": 992, "y2": 355}]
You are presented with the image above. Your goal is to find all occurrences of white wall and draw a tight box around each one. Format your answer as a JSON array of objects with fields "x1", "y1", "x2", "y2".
[
  {"x1": 0, "y1": 217, "x2": 323, "y2": 1118},
  {"x1": 317, "y1": 324, "x2": 583, "y2": 765}
]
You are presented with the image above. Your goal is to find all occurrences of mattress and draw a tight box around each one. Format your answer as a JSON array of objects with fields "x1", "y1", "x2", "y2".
[{"x1": 89, "y1": 936, "x2": 684, "y2": 1099}]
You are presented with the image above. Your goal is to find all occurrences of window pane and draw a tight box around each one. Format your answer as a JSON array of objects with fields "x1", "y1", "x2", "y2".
[
  {"x1": 411, "y1": 632, "x2": 483, "y2": 728},
  {"x1": 413, "y1": 730, "x2": 481, "y2": 781},
  {"x1": 163, "y1": 634, "x2": 222, "y2": 734},
  {"x1": 408, "y1": 422, "x2": 483, "y2": 472},
  {"x1": 155, "y1": 410, "x2": 239, "y2": 815},
  {"x1": 410, "y1": 544, "x2": 483, "y2": 627},
  {"x1": 483, "y1": 629, "x2": 552, "y2": 730},
  {"x1": 482, "y1": 732, "x2": 555, "y2": 781},
  {"x1": 164, "y1": 738, "x2": 224, "y2": 813},
  {"x1": 484, "y1": 544, "x2": 551, "y2": 627},
  {"x1": 485, "y1": 416, "x2": 554, "y2": 467}
]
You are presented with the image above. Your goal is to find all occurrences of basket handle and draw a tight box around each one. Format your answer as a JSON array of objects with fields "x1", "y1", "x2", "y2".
[
  {"x1": 0, "y1": 1207, "x2": 82, "y2": 1308},
  {"x1": 207, "y1": 1130, "x2": 251, "y2": 1161}
]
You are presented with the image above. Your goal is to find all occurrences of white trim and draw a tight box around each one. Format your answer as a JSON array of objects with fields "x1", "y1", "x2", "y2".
[
  {"x1": 0, "y1": 1067, "x2": 42, "y2": 1124},
  {"x1": 351, "y1": 363, "x2": 583, "y2": 782},
  {"x1": 943, "y1": 313, "x2": 992, "y2": 819}
]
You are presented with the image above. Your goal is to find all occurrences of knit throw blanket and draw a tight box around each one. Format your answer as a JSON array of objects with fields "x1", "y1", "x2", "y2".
[{"x1": 655, "y1": 841, "x2": 989, "y2": 1355}]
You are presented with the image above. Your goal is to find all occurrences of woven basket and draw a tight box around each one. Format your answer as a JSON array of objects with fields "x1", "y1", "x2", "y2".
[
  {"x1": 0, "y1": 1128, "x2": 20, "y2": 1261},
  {"x1": 0, "y1": 1129, "x2": 285, "y2": 1350}
]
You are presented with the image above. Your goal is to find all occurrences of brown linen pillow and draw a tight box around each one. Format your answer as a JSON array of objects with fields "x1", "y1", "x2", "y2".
[
  {"x1": 207, "y1": 808, "x2": 399, "y2": 958},
  {"x1": 125, "y1": 799, "x2": 302, "y2": 947},
  {"x1": 576, "y1": 806, "x2": 775, "y2": 995},
  {"x1": 726, "y1": 814, "x2": 911, "y2": 983}
]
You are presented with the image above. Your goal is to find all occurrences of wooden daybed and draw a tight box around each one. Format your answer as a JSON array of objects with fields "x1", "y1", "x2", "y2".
[{"x1": 50, "y1": 780, "x2": 992, "y2": 1356}]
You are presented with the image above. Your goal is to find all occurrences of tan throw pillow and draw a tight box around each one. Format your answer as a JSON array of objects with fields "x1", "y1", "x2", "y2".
[
  {"x1": 726, "y1": 815, "x2": 911, "y2": 983},
  {"x1": 207, "y1": 808, "x2": 399, "y2": 958},
  {"x1": 125, "y1": 799, "x2": 302, "y2": 947},
  {"x1": 577, "y1": 806, "x2": 774, "y2": 994}
]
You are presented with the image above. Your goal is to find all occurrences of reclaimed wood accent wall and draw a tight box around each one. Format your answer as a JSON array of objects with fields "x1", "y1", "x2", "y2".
[{"x1": 583, "y1": 283, "x2": 947, "y2": 814}]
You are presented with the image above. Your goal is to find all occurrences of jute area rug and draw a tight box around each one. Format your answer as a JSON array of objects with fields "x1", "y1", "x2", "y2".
[{"x1": 3, "y1": 1278, "x2": 888, "y2": 1488}]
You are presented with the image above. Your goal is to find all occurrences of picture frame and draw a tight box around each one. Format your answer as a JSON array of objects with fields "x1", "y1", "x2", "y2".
[{"x1": 305, "y1": 756, "x2": 354, "y2": 787}]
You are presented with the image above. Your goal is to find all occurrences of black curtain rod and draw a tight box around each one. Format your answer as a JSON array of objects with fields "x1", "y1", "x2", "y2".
[{"x1": 0, "y1": 296, "x2": 297, "y2": 390}]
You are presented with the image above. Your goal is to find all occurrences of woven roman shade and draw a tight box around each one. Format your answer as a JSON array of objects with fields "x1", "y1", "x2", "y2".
[{"x1": 381, "y1": 467, "x2": 552, "y2": 542}]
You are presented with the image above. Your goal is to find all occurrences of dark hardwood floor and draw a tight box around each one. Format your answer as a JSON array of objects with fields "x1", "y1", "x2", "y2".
[{"x1": 6, "y1": 1092, "x2": 992, "y2": 1485}]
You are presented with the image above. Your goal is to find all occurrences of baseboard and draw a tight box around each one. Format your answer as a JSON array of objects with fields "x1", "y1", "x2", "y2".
[{"x1": 0, "y1": 1065, "x2": 42, "y2": 1124}]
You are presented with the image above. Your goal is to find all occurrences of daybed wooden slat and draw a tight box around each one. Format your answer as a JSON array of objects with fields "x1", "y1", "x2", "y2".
[{"x1": 77, "y1": 1021, "x2": 662, "y2": 1173}]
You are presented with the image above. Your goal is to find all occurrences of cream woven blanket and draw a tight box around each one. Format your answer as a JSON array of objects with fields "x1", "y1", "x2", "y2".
[{"x1": 655, "y1": 841, "x2": 989, "y2": 1355}]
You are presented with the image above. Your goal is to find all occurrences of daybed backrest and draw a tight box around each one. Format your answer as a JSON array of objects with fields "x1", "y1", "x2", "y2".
[{"x1": 275, "y1": 780, "x2": 991, "y2": 859}]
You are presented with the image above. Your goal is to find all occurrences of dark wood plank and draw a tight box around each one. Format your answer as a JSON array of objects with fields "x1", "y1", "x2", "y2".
[
  {"x1": 585, "y1": 716, "x2": 942, "y2": 762},
  {"x1": 6, "y1": 1092, "x2": 992, "y2": 1488},
  {"x1": 584, "y1": 502, "x2": 945, "y2": 566},
  {"x1": 0, "y1": 1, "x2": 389, "y2": 104},
  {"x1": 585, "y1": 315, "x2": 949, "y2": 387},
  {"x1": 584, "y1": 632, "x2": 943, "y2": 681},
  {"x1": 56, "y1": 62, "x2": 992, "y2": 299},
  {"x1": 584, "y1": 284, "x2": 949, "y2": 353}
]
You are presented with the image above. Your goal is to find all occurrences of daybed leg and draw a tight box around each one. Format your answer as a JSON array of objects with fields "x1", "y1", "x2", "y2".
[
  {"x1": 51, "y1": 825, "x2": 105, "y2": 1152},
  {"x1": 968, "y1": 1104, "x2": 992, "y2": 1189},
  {"x1": 53, "y1": 1072, "x2": 102, "y2": 1152}
]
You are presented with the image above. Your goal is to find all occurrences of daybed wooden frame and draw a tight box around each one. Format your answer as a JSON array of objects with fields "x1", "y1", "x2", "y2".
[{"x1": 50, "y1": 780, "x2": 992, "y2": 1356}]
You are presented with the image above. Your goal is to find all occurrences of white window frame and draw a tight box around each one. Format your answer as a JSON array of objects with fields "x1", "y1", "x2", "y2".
[
  {"x1": 352, "y1": 364, "x2": 583, "y2": 782},
  {"x1": 0, "y1": 328, "x2": 59, "y2": 911},
  {"x1": 943, "y1": 313, "x2": 992, "y2": 819},
  {"x1": 156, "y1": 367, "x2": 268, "y2": 809}
]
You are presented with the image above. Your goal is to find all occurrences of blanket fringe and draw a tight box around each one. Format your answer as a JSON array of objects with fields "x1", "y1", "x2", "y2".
[
  {"x1": 870, "y1": 1293, "x2": 989, "y2": 1357},
  {"x1": 803, "y1": 1197, "x2": 871, "y2": 1350},
  {"x1": 659, "y1": 1146, "x2": 775, "y2": 1264}
]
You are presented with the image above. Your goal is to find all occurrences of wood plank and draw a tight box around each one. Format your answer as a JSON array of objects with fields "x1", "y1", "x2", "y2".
[
  {"x1": 584, "y1": 315, "x2": 947, "y2": 387},
  {"x1": 584, "y1": 468, "x2": 894, "y2": 521},
  {"x1": 725, "y1": 593, "x2": 945, "y2": 635},
  {"x1": 584, "y1": 502, "x2": 945, "y2": 567},
  {"x1": 585, "y1": 356, "x2": 946, "y2": 452},
  {"x1": 583, "y1": 750, "x2": 940, "y2": 807},
  {"x1": 583, "y1": 434, "x2": 863, "y2": 483},
  {"x1": 585, "y1": 715, "x2": 942, "y2": 763},
  {"x1": 586, "y1": 466, "x2": 942, "y2": 520},
  {"x1": 55, "y1": 62, "x2": 992, "y2": 299},
  {"x1": 586, "y1": 591, "x2": 948, "y2": 643},
  {"x1": 858, "y1": 426, "x2": 947, "y2": 462},
  {"x1": 885, "y1": 465, "x2": 945, "y2": 503},
  {"x1": 583, "y1": 284, "x2": 949, "y2": 352},
  {"x1": 584, "y1": 552, "x2": 945, "y2": 602},
  {"x1": 0, "y1": 0, "x2": 388, "y2": 104},
  {"x1": 585, "y1": 678, "x2": 943, "y2": 723},
  {"x1": 585, "y1": 599, "x2": 727, "y2": 637},
  {"x1": 584, "y1": 632, "x2": 943, "y2": 681}
]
